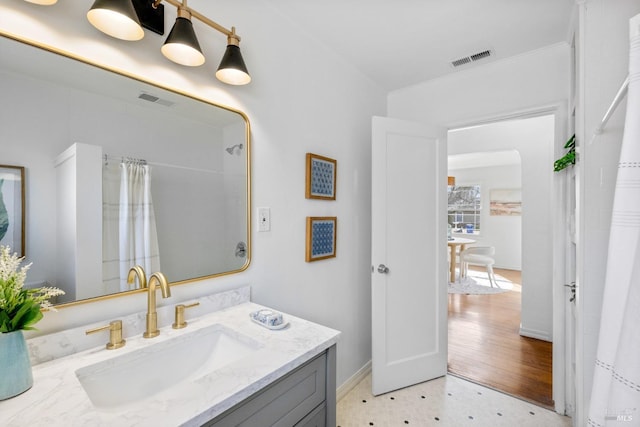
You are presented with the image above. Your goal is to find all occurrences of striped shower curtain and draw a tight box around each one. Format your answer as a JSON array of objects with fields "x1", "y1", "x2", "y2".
[
  {"x1": 102, "y1": 161, "x2": 121, "y2": 293},
  {"x1": 588, "y1": 18, "x2": 640, "y2": 427},
  {"x1": 118, "y1": 162, "x2": 161, "y2": 291}
]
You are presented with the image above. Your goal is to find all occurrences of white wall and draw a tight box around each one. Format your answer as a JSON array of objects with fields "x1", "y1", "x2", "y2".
[
  {"x1": 389, "y1": 47, "x2": 569, "y2": 341},
  {"x1": 53, "y1": 145, "x2": 79, "y2": 300},
  {"x1": 574, "y1": 1, "x2": 640, "y2": 425},
  {"x1": 388, "y1": 44, "x2": 570, "y2": 126},
  {"x1": 0, "y1": 0, "x2": 385, "y2": 388},
  {"x1": 448, "y1": 163, "x2": 522, "y2": 270},
  {"x1": 222, "y1": 122, "x2": 249, "y2": 271},
  {"x1": 54, "y1": 143, "x2": 103, "y2": 301}
]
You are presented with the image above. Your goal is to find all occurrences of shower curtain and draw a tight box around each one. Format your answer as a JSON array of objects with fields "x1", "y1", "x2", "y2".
[
  {"x1": 118, "y1": 162, "x2": 161, "y2": 291},
  {"x1": 588, "y1": 25, "x2": 640, "y2": 427},
  {"x1": 102, "y1": 161, "x2": 121, "y2": 293}
]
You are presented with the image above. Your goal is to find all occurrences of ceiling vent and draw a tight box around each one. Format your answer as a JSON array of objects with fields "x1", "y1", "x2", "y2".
[
  {"x1": 138, "y1": 92, "x2": 175, "y2": 107},
  {"x1": 450, "y1": 49, "x2": 493, "y2": 68}
]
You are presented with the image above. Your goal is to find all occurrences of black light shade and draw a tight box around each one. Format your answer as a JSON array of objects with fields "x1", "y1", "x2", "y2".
[
  {"x1": 216, "y1": 44, "x2": 251, "y2": 85},
  {"x1": 161, "y1": 16, "x2": 205, "y2": 67},
  {"x1": 87, "y1": 0, "x2": 144, "y2": 41}
]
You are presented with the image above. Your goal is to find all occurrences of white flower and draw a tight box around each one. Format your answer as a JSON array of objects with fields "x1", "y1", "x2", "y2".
[{"x1": 0, "y1": 245, "x2": 64, "y2": 331}]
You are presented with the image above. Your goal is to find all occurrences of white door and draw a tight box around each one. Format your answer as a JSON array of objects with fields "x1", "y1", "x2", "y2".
[{"x1": 371, "y1": 116, "x2": 448, "y2": 395}]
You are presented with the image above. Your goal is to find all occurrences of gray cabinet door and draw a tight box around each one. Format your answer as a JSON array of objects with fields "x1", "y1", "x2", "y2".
[{"x1": 206, "y1": 352, "x2": 327, "y2": 427}]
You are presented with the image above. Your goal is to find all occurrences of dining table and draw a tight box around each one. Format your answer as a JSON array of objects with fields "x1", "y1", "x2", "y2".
[{"x1": 447, "y1": 236, "x2": 476, "y2": 282}]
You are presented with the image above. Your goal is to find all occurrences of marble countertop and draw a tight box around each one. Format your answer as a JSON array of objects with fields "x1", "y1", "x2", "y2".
[{"x1": 0, "y1": 301, "x2": 340, "y2": 426}]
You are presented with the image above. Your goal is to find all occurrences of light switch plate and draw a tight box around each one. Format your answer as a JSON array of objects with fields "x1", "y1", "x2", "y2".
[{"x1": 258, "y1": 207, "x2": 271, "y2": 232}]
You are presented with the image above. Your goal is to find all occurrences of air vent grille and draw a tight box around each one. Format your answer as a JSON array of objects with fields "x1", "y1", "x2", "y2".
[
  {"x1": 451, "y1": 57, "x2": 471, "y2": 67},
  {"x1": 470, "y1": 50, "x2": 491, "y2": 61},
  {"x1": 451, "y1": 49, "x2": 493, "y2": 68},
  {"x1": 138, "y1": 93, "x2": 159, "y2": 103},
  {"x1": 138, "y1": 92, "x2": 175, "y2": 107}
]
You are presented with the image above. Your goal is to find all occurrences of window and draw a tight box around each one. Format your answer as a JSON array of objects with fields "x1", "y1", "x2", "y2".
[{"x1": 448, "y1": 185, "x2": 481, "y2": 233}]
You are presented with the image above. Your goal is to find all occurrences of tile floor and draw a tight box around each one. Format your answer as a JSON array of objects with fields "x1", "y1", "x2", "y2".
[{"x1": 336, "y1": 373, "x2": 572, "y2": 426}]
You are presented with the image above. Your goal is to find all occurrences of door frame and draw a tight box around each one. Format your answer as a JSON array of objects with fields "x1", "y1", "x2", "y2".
[{"x1": 445, "y1": 101, "x2": 571, "y2": 414}]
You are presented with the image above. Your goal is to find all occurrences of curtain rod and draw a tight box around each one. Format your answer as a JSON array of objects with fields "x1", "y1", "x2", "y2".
[
  {"x1": 104, "y1": 153, "x2": 221, "y2": 175},
  {"x1": 104, "y1": 154, "x2": 147, "y2": 165},
  {"x1": 592, "y1": 13, "x2": 639, "y2": 136},
  {"x1": 594, "y1": 76, "x2": 629, "y2": 135}
]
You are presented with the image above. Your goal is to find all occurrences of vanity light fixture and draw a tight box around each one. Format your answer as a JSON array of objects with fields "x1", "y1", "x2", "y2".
[
  {"x1": 23, "y1": 0, "x2": 58, "y2": 5},
  {"x1": 161, "y1": 6, "x2": 205, "y2": 66},
  {"x1": 85, "y1": 0, "x2": 251, "y2": 85},
  {"x1": 216, "y1": 28, "x2": 251, "y2": 85},
  {"x1": 87, "y1": 0, "x2": 145, "y2": 41}
]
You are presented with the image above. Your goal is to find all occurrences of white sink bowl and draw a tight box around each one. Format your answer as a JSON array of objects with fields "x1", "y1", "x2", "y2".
[{"x1": 75, "y1": 324, "x2": 261, "y2": 409}]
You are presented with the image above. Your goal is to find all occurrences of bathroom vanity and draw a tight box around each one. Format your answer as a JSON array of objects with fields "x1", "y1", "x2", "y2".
[
  {"x1": 206, "y1": 348, "x2": 334, "y2": 426},
  {"x1": 0, "y1": 287, "x2": 340, "y2": 426}
]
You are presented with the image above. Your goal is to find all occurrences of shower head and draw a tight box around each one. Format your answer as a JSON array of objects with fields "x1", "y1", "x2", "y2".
[{"x1": 225, "y1": 143, "x2": 243, "y2": 155}]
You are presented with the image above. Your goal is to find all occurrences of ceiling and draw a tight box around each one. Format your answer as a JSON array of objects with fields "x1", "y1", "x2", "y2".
[
  {"x1": 264, "y1": 0, "x2": 575, "y2": 91},
  {"x1": 448, "y1": 150, "x2": 521, "y2": 170}
]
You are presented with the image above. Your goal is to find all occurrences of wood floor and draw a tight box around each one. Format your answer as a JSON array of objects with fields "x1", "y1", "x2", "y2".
[{"x1": 447, "y1": 267, "x2": 554, "y2": 409}]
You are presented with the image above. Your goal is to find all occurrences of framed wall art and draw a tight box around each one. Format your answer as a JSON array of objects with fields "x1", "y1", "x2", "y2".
[
  {"x1": 0, "y1": 165, "x2": 25, "y2": 256},
  {"x1": 490, "y1": 188, "x2": 522, "y2": 216},
  {"x1": 305, "y1": 216, "x2": 337, "y2": 262},
  {"x1": 305, "y1": 153, "x2": 337, "y2": 200}
]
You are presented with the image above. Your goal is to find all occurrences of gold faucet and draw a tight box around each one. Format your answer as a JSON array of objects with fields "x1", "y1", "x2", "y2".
[
  {"x1": 144, "y1": 272, "x2": 171, "y2": 338},
  {"x1": 86, "y1": 320, "x2": 126, "y2": 350},
  {"x1": 172, "y1": 302, "x2": 200, "y2": 329},
  {"x1": 127, "y1": 265, "x2": 147, "y2": 289}
]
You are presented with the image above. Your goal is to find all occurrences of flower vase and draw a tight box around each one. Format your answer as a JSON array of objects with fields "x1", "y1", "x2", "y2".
[{"x1": 0, "y1": 330, "x2": 33, "y2": 400}]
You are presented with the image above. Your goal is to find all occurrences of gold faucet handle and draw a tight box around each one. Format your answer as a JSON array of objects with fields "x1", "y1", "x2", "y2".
[
  {"x1": 172, "y1": 302, "x2": 200, "y2": 329},
  {"x1": 86, "y1": 320, "x2": 126, "y2": 350}
]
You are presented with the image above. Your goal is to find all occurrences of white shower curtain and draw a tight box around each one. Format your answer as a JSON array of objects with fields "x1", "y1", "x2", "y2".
[
  {"x1": 102, "y1": 161, "x2": 121, "y2": 293},
  {"x1": 118, "y1": 162, "x2": 161, "y2": 291},
  {"x1": 588, "y1": 24, "x2": 640, "y2": 427}
]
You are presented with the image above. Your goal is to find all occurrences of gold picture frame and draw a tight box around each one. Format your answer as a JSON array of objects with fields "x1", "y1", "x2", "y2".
[
  {"x1": 305, "y1": 153, "x2": 337, "y2": 200},
  {"x1": 305, "y1": 216, "x2": 337, "y2": 262},
  {"x1": 0, "y1": 164, "x2": 25, "y2": 256}
]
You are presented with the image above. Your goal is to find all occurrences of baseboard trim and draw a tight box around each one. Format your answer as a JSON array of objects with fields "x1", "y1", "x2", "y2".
[
  {"x1": 337, "y1": 360, "x2": 371, "y2": 402},
  {"x1": 519, "y1": 326, "x2": 552, "y2": 342}
]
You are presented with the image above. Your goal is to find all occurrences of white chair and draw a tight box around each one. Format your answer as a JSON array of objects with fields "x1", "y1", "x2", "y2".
[{"x1": 460, "y1": 246, "x2": 499, "y2": 287}]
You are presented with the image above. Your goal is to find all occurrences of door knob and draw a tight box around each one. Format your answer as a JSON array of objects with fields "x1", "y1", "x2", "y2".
[{"x1": 377, "y1": 264, "x2": 389, "y2": 274}]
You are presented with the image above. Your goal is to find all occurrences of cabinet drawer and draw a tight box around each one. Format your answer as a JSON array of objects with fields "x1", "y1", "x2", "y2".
[
  {"x1": 205, "y1": 352, "x2": 327, "y2": 427},
  {"x1": 295, "y1": 404, "x2": 325, "y2": 427}
]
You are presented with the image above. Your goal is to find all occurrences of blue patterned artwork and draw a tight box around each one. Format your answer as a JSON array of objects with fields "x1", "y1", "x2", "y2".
[
  {"x1": 311, "y1": 158, "x2": 334, "y2": 196},
  {"x1": 311, "y1": 220, "x2": 334, "y2": 256},
  {"x1": 306, "y1": 153, "x2": 336, "y2": 200},
  {"x1": 306, "y1": 217, "x2": 337, "y2": 261}
]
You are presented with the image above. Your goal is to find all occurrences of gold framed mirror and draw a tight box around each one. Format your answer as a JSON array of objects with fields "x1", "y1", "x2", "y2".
[{"x1": 0, "y1": 32, "x2": 251, "y2": 308}]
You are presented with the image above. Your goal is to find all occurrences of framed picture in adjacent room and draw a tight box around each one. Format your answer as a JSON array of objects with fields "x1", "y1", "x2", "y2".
[
  {"x1": 306, "y1": 153, "x2": 337, "y2": 200},
  {"x1": 306, "y1": 216, "x2": 337, "y2": 262},
  {"x1": 490, "y1": 188, "x2": 522, "y2": 216},
  {"x1": 0, "y1": 165, "x2": 25, "y2": 256}
]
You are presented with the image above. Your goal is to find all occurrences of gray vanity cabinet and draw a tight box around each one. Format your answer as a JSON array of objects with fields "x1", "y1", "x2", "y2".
[{"x1": 204, "y1": 345, "x2": 336, "y2": 427}]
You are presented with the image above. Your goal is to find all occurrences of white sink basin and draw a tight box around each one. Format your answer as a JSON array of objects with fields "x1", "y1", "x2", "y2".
[{"x1": 75, "y1": 324, "x2": 261, "y2": 409}]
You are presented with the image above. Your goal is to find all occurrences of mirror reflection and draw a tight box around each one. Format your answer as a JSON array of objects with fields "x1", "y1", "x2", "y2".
[{"x1": 0, "y1": 35, "x2": 250, "y2": 305}]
